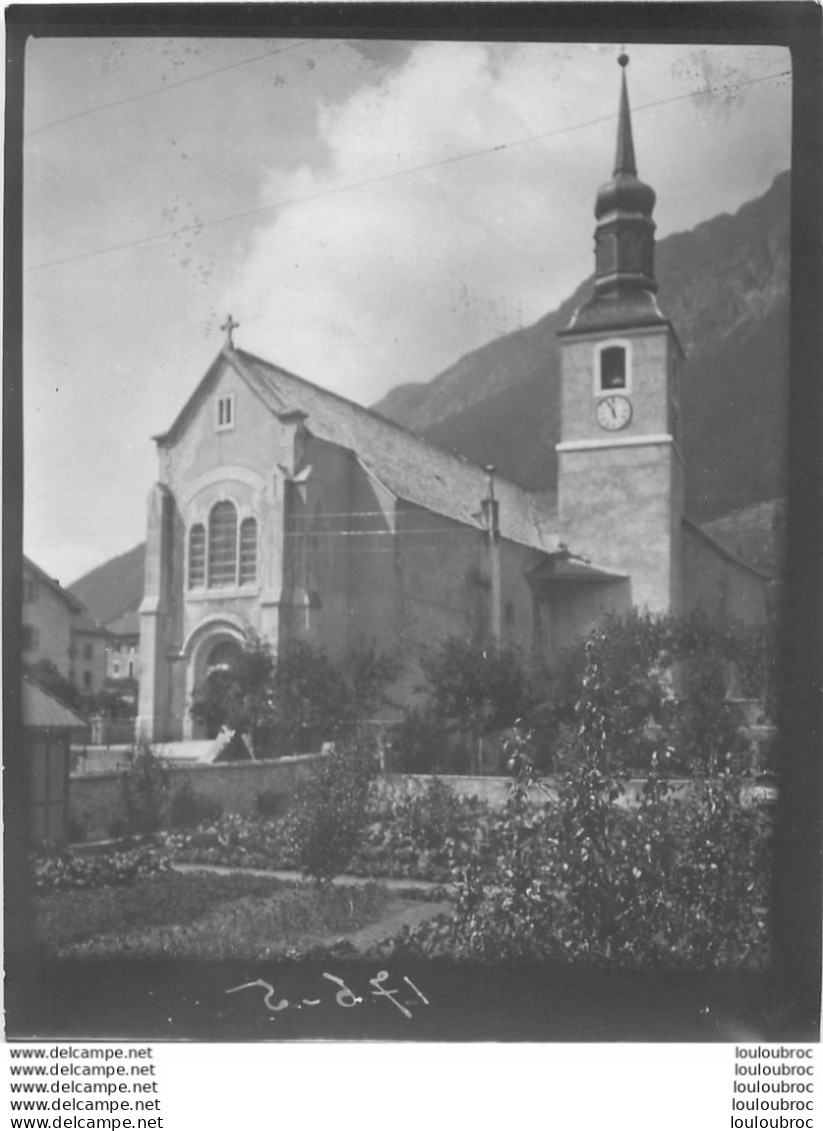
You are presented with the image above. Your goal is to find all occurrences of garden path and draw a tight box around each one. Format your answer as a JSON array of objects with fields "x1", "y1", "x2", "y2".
[{"x1": 171, "y1": 862, "x2": 453, "y2": 895}]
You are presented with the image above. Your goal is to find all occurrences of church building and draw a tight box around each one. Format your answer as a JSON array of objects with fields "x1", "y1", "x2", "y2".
[{"x1": 138, "y1": 57, "x2": 770, "y2": 744}]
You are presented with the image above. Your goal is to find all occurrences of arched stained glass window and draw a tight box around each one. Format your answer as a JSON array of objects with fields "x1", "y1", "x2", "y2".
[
  {"x1": 188, "y1": 524, "x2": 206, "y2": 588},
  {"x1": 208, "y1": 501, "x2": 238, "y2": 587},
  {"x1": 239, "y1": 517, "x2": 258, "y2": 585}
]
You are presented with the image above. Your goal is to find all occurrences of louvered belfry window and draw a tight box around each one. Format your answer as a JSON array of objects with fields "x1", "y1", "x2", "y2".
[
  {"x1": 239, "y1": 517, "x2": 258, "y2": 585},
  {"x1": 208, "y1": 501, "x2": 238, "y2": 587},
  {"x1": 188, "y1": 524, "x2": 206, "y2": 588}
]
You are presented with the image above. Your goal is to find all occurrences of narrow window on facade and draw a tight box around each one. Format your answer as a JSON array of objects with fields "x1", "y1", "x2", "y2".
[
  {"x1": 83, "y1": 671, "x2": 92, "y2": 690},
  {"x1": 216, "y1": 394, "x2": 234, "y2": 431},
  {"x1": 188, "y1": 524, "x2": 206, "y2": 588},
  {"x1": 239, "y1": 517, "x2": 258, "y2": 585},
  {"x1": 83, "y1": 643, "x2": 93, "y2": 660},
  {"x1": 208, "y1": 501, "x2": 238, "y2": 587},
  {"x1": 600, "y1": 345, "x2": 627, "y2": 390}
]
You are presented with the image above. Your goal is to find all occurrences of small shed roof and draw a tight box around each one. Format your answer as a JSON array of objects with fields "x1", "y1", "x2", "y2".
[{"x1": 22, "y1": 677, "x2": 88, "y2": 731}]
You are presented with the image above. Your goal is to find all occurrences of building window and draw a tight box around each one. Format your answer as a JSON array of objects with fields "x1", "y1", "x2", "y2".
[
  {"x1": 216, "y1": 394, "x2": 235, "y2": 432},
  {"x1": 599, "y1": 345, "x2": 627, "y2": 390},
  {"x1": 113, "y1": 659, "x2": 120, "y2": 677},
  {"x1": 188, "y1": 523, "x2": 206, "y2": 588},
  {"x1": 83, "y1": 671, "x2": 92, "y2": 690},
  {"x1": 23, "y1": 577, "x2": 38, "y2": 603},
  {"x1": 83, "y1": 643, "x2": 93, "y2": 661},
  {"x1": 22, "y1": 624, "x2": 39, "y2": 651},
  {"x1": 128, "y1": 660, "x2": 135, "y2": 679},
  {"x1": 239, "y1": 517, "x2": 258, "y2": 585},
  {"x1": 208, "y1": 501, "x2": 238, "y2": 587}
]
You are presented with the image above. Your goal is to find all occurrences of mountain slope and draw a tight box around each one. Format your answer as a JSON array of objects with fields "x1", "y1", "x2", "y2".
[
  {"x1": 374, "y1": 171, "x2": 791, "y2": 520},
  {"x1": 69, "y1": 542, "x2": 145, "y2": 627}
]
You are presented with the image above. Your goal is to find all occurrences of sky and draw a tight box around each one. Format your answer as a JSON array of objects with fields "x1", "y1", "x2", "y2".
[{"x1": 21, "y1": 36, "x2": 792, "y2": 587}]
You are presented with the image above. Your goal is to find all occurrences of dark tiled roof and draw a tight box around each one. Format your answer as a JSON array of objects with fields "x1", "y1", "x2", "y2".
[
  {"x1": 72, "y1": 612, "x2": 111, "y2": 636},
  {"x1": 229, "y1": 349, "x2": 558, "y2": 552},
  {"x1": 698, "y1": 500, "x2": 784, "y2": 579},
  {"x1": 22, "y1": 677, "x2": 88, "y2": 731},
  {"x1": 105, "y1": 610, "x2": 140, "y2": 637}
]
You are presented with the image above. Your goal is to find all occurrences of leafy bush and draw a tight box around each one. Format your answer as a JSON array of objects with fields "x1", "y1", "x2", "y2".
[
  {"x1": 377, "y1": 635, "x2": 773, "y2": 969},
  {"x1": 531, "y1": 610, "x2": 775, "y2": 776},
  {"x1": 350, "y1": 780, "x2": 496, "y2": 882},
  {"x1": 164, "y1": 813, "x2": 295, "y2": 871},
  {"x1": 285, "y1": 738, "x2": 377, "y2": 883},
  {"x1": 32, "y1": 845, "x2": 171, "y2": 894},
  {"x1": 169, "y1": 783, "x2": 224, "y2": 828},
  {"x1": 112, "y1": 744, "x2": 170, "y2": 836}
]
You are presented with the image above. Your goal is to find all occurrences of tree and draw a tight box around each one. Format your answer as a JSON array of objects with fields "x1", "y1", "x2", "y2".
[
  {"x1": 418, "y1": 634, "x2": 535, "y2": 774},
  {"x1": 189, "y1": 634, "x2": 397, "y2": 757}
]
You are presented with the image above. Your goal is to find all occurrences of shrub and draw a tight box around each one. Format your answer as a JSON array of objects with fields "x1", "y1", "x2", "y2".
[
  {"x1": 112, "y1": 744, "x2": 170, "y2": 836},
  {"x1": 285, "y1": 737, "x2": 377, "y2": 884},
  {"x1": 169, "y1": 783, "x2": 224, "y2": 828},
  {"x1": 32, "y1": 845, "x2": 171, "y2": 894},
  {"x1": 189, "y1": 633, "x2": 397, "y2": 756}
]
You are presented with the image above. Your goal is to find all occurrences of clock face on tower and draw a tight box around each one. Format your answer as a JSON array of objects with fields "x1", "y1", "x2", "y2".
[{"x1": 596, "y1": 394, "x2": 632, "y2": 431}]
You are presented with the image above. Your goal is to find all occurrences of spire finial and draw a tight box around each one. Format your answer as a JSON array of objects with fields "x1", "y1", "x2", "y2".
[
  {"x1": 613, "y1": 51, "x2": 636, "y2": 176},
  {"x1": 221, "y1": 314, "x2": 239, "y2": 348}
]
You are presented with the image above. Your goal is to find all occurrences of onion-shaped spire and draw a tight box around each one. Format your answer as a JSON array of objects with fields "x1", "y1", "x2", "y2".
[{"x1": 595, "y1": 53, "x2": 656, "y2": 221}]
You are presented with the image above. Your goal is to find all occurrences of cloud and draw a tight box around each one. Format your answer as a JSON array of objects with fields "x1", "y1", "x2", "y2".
[
  {"x1": 222, "y1": 42, "x2": 790, "y2": 407},
  {"x1": 223, "y1": 42, "x2": 605, "y2": 403}
]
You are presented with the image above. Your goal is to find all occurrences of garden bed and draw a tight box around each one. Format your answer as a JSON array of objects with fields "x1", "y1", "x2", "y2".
[{"x1": 34, "y1": 868, "x2": 449, "y2": 960}]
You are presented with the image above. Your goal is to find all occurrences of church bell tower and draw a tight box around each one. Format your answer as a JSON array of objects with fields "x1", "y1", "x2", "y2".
[{"x1": 557, "y1": 53, "x2": 685, "y2": 613}]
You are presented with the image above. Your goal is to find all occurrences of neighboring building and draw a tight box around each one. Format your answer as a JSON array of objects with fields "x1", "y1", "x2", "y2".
[
  {"x1": 138, "y1": 57, "x2": 773, "y2": 744},
  {"x1": 23, "y1": 556, "x2": 86, "y2": 679},
  {"x1": 22, "y1": 555, "x2": 112, "y2": 696},
  {"x1": 70, "y1": 613, "x2": 112, "y2": 695},
  {"x1": 105, "y1": 610, "x2": 141, "y2": 687}
]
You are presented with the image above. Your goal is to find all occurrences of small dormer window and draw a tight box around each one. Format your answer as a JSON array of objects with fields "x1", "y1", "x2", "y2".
[
  {"x1": 599, "y1": 345, "x2": 626, "y2": 390},
  {"x1": 216, "y1": 394, "x2": 235, "y2": 431}
]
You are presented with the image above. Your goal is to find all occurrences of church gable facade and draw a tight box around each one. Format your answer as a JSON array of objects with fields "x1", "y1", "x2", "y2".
[{"x1": 137, "y1": 57, "x2": 771, "y2": 745}]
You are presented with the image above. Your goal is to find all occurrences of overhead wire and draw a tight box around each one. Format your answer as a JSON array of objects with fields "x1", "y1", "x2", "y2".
[
  {"x1": 24, "y1": 39, "x2": 312, "y2": 137},
  {"x1": 24, "y1": 68, "x2": 790, "y2": 274}
]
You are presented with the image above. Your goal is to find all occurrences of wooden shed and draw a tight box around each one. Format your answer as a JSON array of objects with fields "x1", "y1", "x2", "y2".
[{"x1": 22, "y1": 676, "x2": 87, "y2": 844}]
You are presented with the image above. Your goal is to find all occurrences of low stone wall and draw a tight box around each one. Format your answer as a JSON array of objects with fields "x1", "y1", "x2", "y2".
[{"x1": 69, "y1": 753, "x2": 323, "y2": 843}]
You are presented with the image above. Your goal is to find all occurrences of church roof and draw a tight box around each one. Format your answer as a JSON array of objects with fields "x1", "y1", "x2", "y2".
[{"x1": 227, "y1": 348, "x2": 559, "y2": 552}]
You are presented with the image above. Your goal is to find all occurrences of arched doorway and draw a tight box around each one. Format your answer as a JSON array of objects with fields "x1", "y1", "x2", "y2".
[{"x1": 185, "y1": 623, "x2": 246, "y2": 740}]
